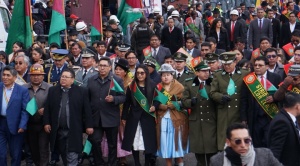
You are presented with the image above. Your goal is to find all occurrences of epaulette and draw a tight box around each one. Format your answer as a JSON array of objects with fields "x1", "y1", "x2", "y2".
[{"x1": 185, "y1": 77, "x2": 193, "y2": 81}]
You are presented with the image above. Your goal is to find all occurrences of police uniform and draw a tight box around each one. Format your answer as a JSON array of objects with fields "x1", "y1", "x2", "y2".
[
  {"x1": 209, "y1": 52, "x2": 249, "y2": 150},
  {"x1": 205, "y1": 53, "x2": 221, "y2": 78},
  {"x1": 182, "y1": 61, "x2": 217, "y2": 166},
  {"x1": 44, "y1": 49, "x2": 69, "y2": 85},
  {"x1": 173, "y1": 52, "x2": 194, "y2": 84}
]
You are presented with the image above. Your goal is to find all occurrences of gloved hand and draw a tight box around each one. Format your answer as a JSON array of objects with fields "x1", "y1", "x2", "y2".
[
  {"x1": 191, "y1": 97, "x2": 197, "y2": 106},
  {"x1": 221, "y1": 95, "x2": 231, "y2": 104}
]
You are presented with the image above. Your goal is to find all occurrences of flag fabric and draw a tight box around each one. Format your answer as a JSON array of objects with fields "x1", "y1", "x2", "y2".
[
  {"x1": 83, "y1": 140, "x2": 92, "y2": 155},
  {"x1": 110, "y1": 78, "x2": 124, "y2": 93},
  {"x1": 26, "y1": 97, "x2": 38, "y2": 116},
  {"x1": 170, "y1": 95, "x2": 180, "y2": 111},
  {"x1": 153, "y1": 89, "x2": 168, "y2": 104},
  {"x1": 48, "y1": 0, "x2": 66, "y2": 45},
  {"x1": 117, "y1": 0, "x2": 143, "y2": 34},
  {"x1": 266, "y1": 79, "x2": 277, "y2": 95},
  {"x1": 255, "y1": 0, "x2": 261, "y2": 7},
  {"x1": 198, "y1": 83, "x2": 209, "y2": 99},
  {"x1": 90, "y1": 0, "x2": 102, "y2": 42},
  {"x1": 5, "y1": 0, "x2": 32, "y2": 54}
]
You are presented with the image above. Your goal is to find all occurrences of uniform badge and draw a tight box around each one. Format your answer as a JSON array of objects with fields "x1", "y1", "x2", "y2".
[
  {"x1": 289, "y1": 48, "x2": 294, "y2": 54},
  {"x1": 224, "y1": 55, "x2": 228, "y2": 60},
  {"x1": 245, "y1": 75, "x2": 255, "y2": 84},
  {"x1": 192, "y1": 83, "x2": 196, "y2": 86},
  {"x1": 141, "y1": 99, "x2": 146, "y2": 106}
]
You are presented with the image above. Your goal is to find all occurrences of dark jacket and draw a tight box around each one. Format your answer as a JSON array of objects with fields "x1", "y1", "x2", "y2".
[
  {"x1": 161, "y1": 26, "x2": 183, "y2": 54},
  {"x1": 121, "y1": 82, "x2": 157, "y2": 153},
  {"x1": 271, "y1": 18, "x2": 280, "y2": 48},
  {"x1": 43, "y1": 84, "x2": 93, "y2": 153},
  {"x1": 225, "y1": 20, "x2": 246, "y2": 44},
  {"x1": 280, "y1": 22, "x2": 300, "y2": 47},
  {"x1": 33, "y1": 21, "x2": 44, "y2": 35},
  {"x1": 131, "y1": 23, "x2": 154, "y2": 56},
  {"x1": 268, "y1": 110, "x2": 300, "y2": 166},
  {"x1": 87, "y1": 72, "x2": 126, "y2": 127},
  {"x1": 208, "y1": 28, "x2": 230, "y2": 51},
  {"x1": 150, "y1": 70, "x2": 161, "y2": 85}
]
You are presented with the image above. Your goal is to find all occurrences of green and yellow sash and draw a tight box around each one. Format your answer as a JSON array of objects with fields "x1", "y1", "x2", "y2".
[
  {"x1": 154, "y1": 84, "x2": 181, "y2": 111},
  {"x1": 131, "y1": 82, "x2": 155, "y2": 118},
  {"x1": 142, "y1": 46, "x2": 161, "y2": 70},
  {"x1": 291, "y1": 87, "x2": 300, "y2": 94},
  {"x1": 243, "y1": 73, "x2": 279, "y2": 118},
  {"x1": 185, "y1": 17, "x2": 200, "y2": 36}
]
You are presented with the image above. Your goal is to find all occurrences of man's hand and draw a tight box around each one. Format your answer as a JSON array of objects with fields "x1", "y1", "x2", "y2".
[
  {"x1": 266, "y1": 96, "x2": 274, "y2": 103},
  {"x1": 283, "y1": 76, "x2": 294, "y2": 86},
  {"x1": 105, "y1": 95, "x2": 114, "y2": 103},
  {"x1": 18, "y1": 128, "x2": 24, "y2": 133},
  {"x1": 149, "y1": 106, "x2": 155, "y2": 112},
  {"x1": 86, "y1": 128, "x2": 94, "y2": 135},
  {"x1": 44, "y1": 125, "x2": 51, "y2": 133},
  {"x1": 38, "y1": 108, "x2": 44, "y2": 116},
  {"x1": 122, "y1": 120, "x2": 126, "y2": 126}
]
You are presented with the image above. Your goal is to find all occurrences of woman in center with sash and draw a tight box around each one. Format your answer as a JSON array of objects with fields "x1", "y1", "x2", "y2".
[
  {"x1": 156, "y1": 64, "x2": 189, "y2": 166},
  {"x1": 121, "y1": 64, "x2": 157, "y2": 166}
]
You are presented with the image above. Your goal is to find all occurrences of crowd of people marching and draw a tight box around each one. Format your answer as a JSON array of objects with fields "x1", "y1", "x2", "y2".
[{"x1": 2, "y1": 0, "x2": 300, "y2": 166}]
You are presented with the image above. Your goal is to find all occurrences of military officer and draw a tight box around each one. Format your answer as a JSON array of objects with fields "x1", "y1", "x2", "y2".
[
  {"x1": 209, "y1": 52, "x2": 249, "y2": 151},
  {"x1": 74, "y1": 48, "x2": 98, "y2": 87},
  {"x1": 173, "y1": 52, "x2": 194, "y2": 84},
  {"x1": 205, "y1": 53, "x2": 221, "y2": 78},
  {"x1": 44, "y1": 49, "x2": 69, "y2": 85},
  {"x1": 182, "y1": 61, "x2": 217, "y2": 166}
]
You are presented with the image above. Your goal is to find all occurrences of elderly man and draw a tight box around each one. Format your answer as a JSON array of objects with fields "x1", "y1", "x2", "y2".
[
  {"x1": 210, "y1": 123, "x2": 282, "y2": 166},
  {"x1": 0, "y1": 66, "x2": 30, "y2": 166},
  {"x1": 14, "y1": 54, "x2": 30, "y2": 85},
  {"x1": 24, "y1": 64, "x2": 52, "y2": 166}
]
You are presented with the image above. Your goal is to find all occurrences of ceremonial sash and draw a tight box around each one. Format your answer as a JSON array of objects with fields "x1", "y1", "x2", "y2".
[
  {"x1": 281, "y1": 9, "x2": 289, "y2": 19},
  {"x1": 131, "y1": 82, "x2": 155, "y2": 118},
  {"x1": 127, "y1": 71, "x2": 134, "y2": 79},
  {"x1": 282, "y1": 43, "x2": 294, "y2": 57},
  {"x1": 15, "y1": 75, "x2": 27, "y2": 85},
  {"x1": 142, "y1": 46, "x2": 161, "y2": 70},
  {"x1": 185, "y1": 17, "x2": 200, "y2": 36},
  {"x1": 291, "y1": 87, "x2": 300, "y2": 94},
  {"x1": 251, "y1": 48, "x2": 262, "y2": 59},
  {"x1": 284, "y1": 63, "x2": 293, "y2": 75},
  {"x1": 243, "y1": 73, "x2": 279, "y2": 118}
]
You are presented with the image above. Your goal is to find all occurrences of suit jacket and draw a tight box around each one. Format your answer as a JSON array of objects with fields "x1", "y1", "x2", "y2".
[
  {"x1": 74, "y1": 67, "x2": 98, "y2": 87},
  {"x1": 43, "y1": 84, "x2": 93, "y2": 153},
  {"x1": 248, "y1": 18, "x2": 273, "y2": 49},
  {"x1": 243, "y1": 49, "x2": 252, "y2": 60},
  {"x1": 210, "y1": 148, "x2": 282, "y2": 166},
  {"x1": 44, "y1": 63, "x2": 68, "y2": 85},
  {"x1": 272, "y1": 62, "x2": 285, "y2": 82},
  {"x1": 87, "y1": 72, "x2": 126, "y2": 127},
  {"x1": 270, "y1": 18, "x2": 281, "y2": 48},
  {"x1": 106, "y1": 37, "x2": 118, "y2": 53},
  {"x1": 187, "y1": 48, "x2": 200, "y2": 58},
  {"x1": 95, "y1": 52, "x2": 113, "y2": 63},
  {"x1": 153, "y1": 46, "x2": 171, "y2": 65},
  {"x1": 0, "y1": 83, "x2": 30, "y2": 134},
  {"x1": 161, "y1": 26, "x2": 183, "y2": 54},
  {"x1": 208, "y1": 28, "x2": 230, "y2": 51},
  {"x1": 268, "y1": 110, "x2": 300, "y2": 166},
  {"x1": 280, "y1": 22, "x2": 300, "y2": 47},
  {"x1": 225, "y1": 20, "x2": 246, "y2": 43}
]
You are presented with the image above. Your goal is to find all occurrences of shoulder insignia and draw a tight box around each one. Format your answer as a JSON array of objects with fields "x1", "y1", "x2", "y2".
[
  {"x1": 45, "y1": 64, "x2": 52, "y2": 68},
  {"x1": 185, "y1": 77, "x2": 193, "y2": 81}
]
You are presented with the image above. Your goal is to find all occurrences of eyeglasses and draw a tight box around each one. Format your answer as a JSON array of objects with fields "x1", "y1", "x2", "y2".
[
  {"x1": 231, "y1": 138, "x2": 252, "y2": 145},
  {"x1": 267, "y1": 55, "x2": 277, "y2": 59},
  {"x1": 254, "y1": 64, "x2": 265, "y2": 67},
  {"x1": 15, "y1": 61, "x2": 23, "y2": 65},
  {"x1": 136, "y1": 72, "x2": 145, "y2": 75},
  {"x1": 295, "y1": 54, "x2": 300, "y2": 57},
  {"x1": 98, "y1": 65, "x2": 109, "y2": 68},
  {"x1": 127, "y1": 57, "x2": 136, "y2": 60},
  {"x1": 61, "y1": 75, "x2": 73, "y2": 79}
]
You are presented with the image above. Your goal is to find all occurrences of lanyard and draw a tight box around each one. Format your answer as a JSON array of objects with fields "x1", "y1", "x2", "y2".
[{"x1": 3, "y1": 87, "x2": 12, "y2": 104}]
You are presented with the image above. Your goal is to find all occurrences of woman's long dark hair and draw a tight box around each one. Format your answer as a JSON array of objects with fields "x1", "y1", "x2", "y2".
[
  {"x1": 210, "y1": 18, "x2": 226, "y2": 33},
  {"x1": 130, "y1": 64, "x2": 155, "y2": 105}
]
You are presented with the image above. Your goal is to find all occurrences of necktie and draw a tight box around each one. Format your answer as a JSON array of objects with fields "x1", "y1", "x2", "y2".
[
  {"x1": 177, "y1": 73, "x2": 181, "y2": 79},
  {"x1": 261, "y1": 76, "x2": 265, "y2": 89},
  {"x1": 169, "y1": 27, "x2": 172, "y2": 33},
  {"x1": 153, "y1": 48, "x2": 157, "y2": 57},
  {"x1": 295, "y1": 120, "x2": 300, "y2": 136},
  {"x1": 259, "y1": 19, "x2": 262, "y2": 29},
  {"x1": 229, "y1": 73, "x2": 232, "y2": 77},
  {"x1": 231, "y1": 21, "x2": 235, "y2": 41},
  {"x1": 82, "y1": 69, "x2": 87, "y2": 80},
  {"x1": 199, "y1": 82, "x2": 204, "y2": 89},
  {"x1": 57, "y1": 68, "x2": 61, "y2": 75},
  {"x1": 188, "y1": 50, "x2": 191, "y2": 54},
  {"x1": 106, "y1": 38, "x2": 109, "y2": 45},
  {"x1": 59, "y1": 89, "x2": 69, "y2": 128}
]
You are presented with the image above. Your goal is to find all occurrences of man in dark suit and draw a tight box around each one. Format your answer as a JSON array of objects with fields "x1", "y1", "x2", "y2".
[
  {"x1": 185, "y1": 36, "x2": 200, "y2": 58},
  {"x1": 161, "y1": 17, "x2": 183, "y2": 54},
  {"x1": 70, "y1": 42, "x2": 83, "y2": 66},
  {"x1": 44, "y1": 68, "x2": 93, "y2": 166},
  {"x1": 265, "y1": 48, "x2": 285, "y2": 81},
  {"x1": 268, "y1": 92, "x2": 300, "y2": 166},
  {"x1": 95, "y1": 41, "x2": 113, "y2": 63},
  {"x1": 0, "y1": 66, "x2": 30, "y2": 165},
  {"x1": 104, "y1": 26, "x2": 118, "y2": 54},
  {"x1": 148, "y1": 34, "x2": 171, "y2": 65},
  {"x1": 280, "y1": 12, "x2": 300, "y2": 47},
  {"x1": 280, "y1": 2, "x2": 299, "y2": 24},
  {"x1": 267, "y1": 9, "x2": 281, "y2": 48},
  {"x1": 87, "y1": 57, "x2": 126, "y2": 166},
  {"x1": 248, "y1": 8, "x2": 273, "y2": 50},
  {"x1": 240, "y1": 56, "x2": 281, "y2": 148},
  {"x1": 226, "y1": 9, "x2": 246, "y2": 50}
]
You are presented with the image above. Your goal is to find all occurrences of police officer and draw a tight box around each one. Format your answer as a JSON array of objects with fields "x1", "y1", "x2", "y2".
[
  {"x1": 143, "y1": 57, "x2": 161, "y2": 85},
  {"x1": 182, "y1": 61, "x2": 217, "y2": 166},
  {"x1": 131, "y1": 17, "x2": 154, "y2": 62},
  {"x1": 205, "y1": 53, "x2": 221, "y2": 76},
  {"x1": 173, "y1": 52, "x2": 194, "y2": 84},
  {"x1": 44, "y1": 49, "x2": 69, "y2": 85}
]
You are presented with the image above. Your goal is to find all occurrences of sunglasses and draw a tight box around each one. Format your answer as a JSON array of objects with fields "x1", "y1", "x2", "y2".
[
  {"x1": 231, "y1": 138, "x2": 252, "y2": 145},
  {"x1": 267, "y1": 55, "x2": 277, "y2": 59},
  {"x1": 15, "y1": 62, "x2": 23, "y2": 65},
  {"x1": 136, "y1": 72, "x2": 145, "y2": 75}
]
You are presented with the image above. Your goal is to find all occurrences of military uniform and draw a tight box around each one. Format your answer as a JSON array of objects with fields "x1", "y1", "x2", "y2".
[
  {"x1": 173, "y1": 52, "x2": 194, "y2": 84},
  {"x1": 209, "y1": 52, "x2": 249, "y2": 150},
  {"x1": 205, "y1": 53, "x2": 221, "y2": 79}
]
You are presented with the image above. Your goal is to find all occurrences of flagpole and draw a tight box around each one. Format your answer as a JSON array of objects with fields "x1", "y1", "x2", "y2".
[
  {"x1": 62, "y1": 0, "x2": 68, "y2": 49},
  {"x1": 108, "y1": 75, "x2": 113, "y2": 95},
  {"x1": 140, "y1": 0, "x2": 144, "y2": 16},
  {"x1": 28, "y1": 0, "x2": 34, "y2": 42},
  {"x1": 99, "y1": 0, "x2": 103, "y2": 40}
]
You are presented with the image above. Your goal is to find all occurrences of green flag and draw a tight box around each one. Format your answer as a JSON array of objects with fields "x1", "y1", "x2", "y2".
[
  {"x1": 26, "y1": 97, "x2": 38, "y2": 116},
  {"x1": 154, "y1": 89, "x2": 168, "y2": 104},
  {"x1": 48, "y1": 0, "x2": 66, "y2": 45},
  {"x1": 83, "y1": 140, "x2": 92, "y2": 155},
  {"x1": 110, "y1": 78, "x2": 124, "y2": 93},
  {"x1": 90, "y1": 0, "x2": 102, "y2": 42},
  {"x1": 5, "y1": 0, "x2": 32, "y2": 54}
]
